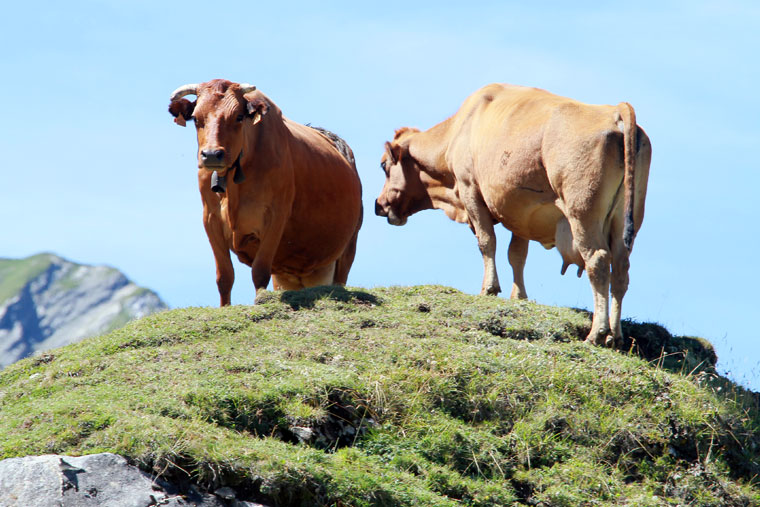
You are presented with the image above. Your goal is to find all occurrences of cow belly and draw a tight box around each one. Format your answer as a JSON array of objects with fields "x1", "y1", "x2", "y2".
[
  {"x1": 275, "y1": 197, "x2": 359, "y2": 271},
  {"x1": 273, "y1": 229, "x2": 349, "y2": 275},
  {"x1": 486, "y1": 189, "x2": 561, "y2": 245}
]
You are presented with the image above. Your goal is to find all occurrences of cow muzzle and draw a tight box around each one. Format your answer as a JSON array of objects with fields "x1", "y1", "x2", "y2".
[
  {"x1": 375, "y1": 199, "x2": 407, "y2": 226},
  {"x1": 387, "y1": 210, "x2": 407, "y2": 226},
  {"x1": 374, "y1": 199, "x2": 387, "y2": 217},
  {"x1": 200, "y1": 148, "x2": 225, "y2": 165}
]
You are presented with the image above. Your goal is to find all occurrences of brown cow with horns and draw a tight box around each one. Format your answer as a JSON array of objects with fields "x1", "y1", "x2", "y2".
[
  {"x1": 169, "y1": 79, "x2": 362, "y2": 305},
  {"x1": 375, "y1": 83, "x2": 651, "y2": 347}
]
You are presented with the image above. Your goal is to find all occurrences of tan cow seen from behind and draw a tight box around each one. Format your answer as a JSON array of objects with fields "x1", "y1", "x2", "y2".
[
  {"x1": 169, "y1": 79, "x2": 362, "y2": 305},
  {"x1": 375, "y1": 83, "x2": 651, "y2": 347}
]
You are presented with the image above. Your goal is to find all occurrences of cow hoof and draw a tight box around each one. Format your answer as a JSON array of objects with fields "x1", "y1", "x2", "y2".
[
  {"x1": 585, "y1": 329, "x2": 611, "y2": 347},
  {"x1": 254, "y1": 289, "x2": 275, "y2": 305},
  {"x1": 584, "y1": 336, "x2": 602, "y2": 347},
  {"x1": 481, "y1": 285, "x2": 501, "y2": 296},
  {"x1": 605, "y1": 334, "x2": 624, "y2": 349},
  {"x1": 510, "y1": 289, "x2": 528, "y2": 300}
]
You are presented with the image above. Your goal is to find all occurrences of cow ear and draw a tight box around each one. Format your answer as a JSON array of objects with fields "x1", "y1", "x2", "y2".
[
  {"x1": 168, "y1": 99, "x2": 195, "y2": 127},
  {"x1": 385, "y1": 141, "x2": 403, "y2": 165},
  {"x1": 247, "y1": 98, "x2": 269, "y2": 125}
]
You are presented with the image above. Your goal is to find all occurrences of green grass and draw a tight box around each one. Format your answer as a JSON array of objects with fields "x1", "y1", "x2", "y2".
[
  {"x1": 0, "y1": 253, "x2": 54, "y2": 303},
  {"x1": 0, "y1": 285, "x2": 758, "y2": 506}
]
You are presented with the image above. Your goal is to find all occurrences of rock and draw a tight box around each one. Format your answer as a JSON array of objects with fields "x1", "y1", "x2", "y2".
[
  {"x1": 0, "y1": 253, "x2": 167, "y2": 368},
  {"x1": 214, "y1": 486, "x2": 236, "y2": 500},
  {"x1": 0, "y1": 453, "x2": 280, "y2": 507},
  {"x1": 290, "y1": 426, "x2": 314, "y2": 443},
  {"x1": 0, "y1": 453, "x2": 226, "y2": 506}
]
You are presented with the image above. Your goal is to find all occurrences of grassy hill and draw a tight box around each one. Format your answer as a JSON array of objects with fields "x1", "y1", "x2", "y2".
[{"x1": 0, "y1": 285, "x2": 757, "y2": 506}]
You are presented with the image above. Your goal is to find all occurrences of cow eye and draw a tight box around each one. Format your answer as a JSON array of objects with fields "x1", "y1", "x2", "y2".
[
  {"x1": 380, "y1": 161, "x2": 386, "y2": 171},
  {"x1": 236, "y1": 114, "x2": 244, "y2": 122}
]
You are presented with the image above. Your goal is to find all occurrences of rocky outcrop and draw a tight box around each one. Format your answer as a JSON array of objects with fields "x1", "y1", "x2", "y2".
[
  {"x1": 0, "y1": 254, "x2": 167, "y2": 368},
  {"x1": 0, "y1": 453, "x2": 269, "y2": 506}
]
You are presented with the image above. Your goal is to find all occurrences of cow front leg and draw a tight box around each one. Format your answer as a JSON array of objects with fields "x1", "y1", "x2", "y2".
[
  {"x1": 479, "y1": 232, "x2": 500, "y2": 296},
  {"x1": 215, "y1": 253, "x2": 235, "y2": 306},
  {"x1": 460, "y1": 185, "x2": 500, "y2": 295},
  {"x1": 251, "y1": 241, "x2": 277, "y2": 299},
  {"x1": 508, "y1": 233, "x2": 529, "y2": 299},
  {"x1": 203, "y1": 206, "x2": 235, "y2": 306},
  {"x1": 246, "y1": 216, "x2": 288, "y2": 303},
  {"x1": 252, "y1": 260, "x2": 273, "y2": 295}
]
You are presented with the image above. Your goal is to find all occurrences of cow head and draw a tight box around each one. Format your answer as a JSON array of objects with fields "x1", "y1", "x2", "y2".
[
  {"x1": 374, "y1": 128, "x2": 432, "y2": 226},
  {"x1": 168, "y1": 79, "x2": 267, "y2": 177}
]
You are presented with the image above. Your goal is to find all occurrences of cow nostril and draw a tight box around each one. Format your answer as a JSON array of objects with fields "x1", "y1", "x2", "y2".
[
  {"x1": 374, "y1": 200, "x2": 385, "y2": 216},
  {"x1": 213, "y1": 149, "x2": 224, "y2": 160}
]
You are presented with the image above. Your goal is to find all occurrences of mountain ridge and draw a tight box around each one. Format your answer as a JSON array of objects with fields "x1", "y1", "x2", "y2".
[{"x1": 0, "y1": 253, "x2": 167, "y2": 367}]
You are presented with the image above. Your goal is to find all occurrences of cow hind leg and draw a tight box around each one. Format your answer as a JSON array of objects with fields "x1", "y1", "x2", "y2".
[
  {"x1": 333, "y1": 216, "x2": 361, "y2": 285},
  {"x1": 568, "y1": 218, "x2": 613, "y2": 346},
  {"x1": 584, "y1": 246, "x2": 613, "y2": 346},
  {"x1": 271, "y1": 260, "x2": 342, "y2": 293},
  {"x1": 272, "y1": 274, "x2": 302, "y2": 291},
  {"x1": 507, "y1": 233, "x2": 529, "y2": 299},
  {"x1": 302, "y1": 262, "x2": 337, "y2": 288},
  {"x1": 609, "y1": 222, "x2": 631, "y2": 348}
]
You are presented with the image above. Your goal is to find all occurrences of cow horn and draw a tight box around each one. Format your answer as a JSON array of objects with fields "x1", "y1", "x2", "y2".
[
  {"x1": 239, "y1": 83, "x2": 256, "y2": 94},
  {"x1": 170, "y1": 84, "x2": 199, "y2": 101}
]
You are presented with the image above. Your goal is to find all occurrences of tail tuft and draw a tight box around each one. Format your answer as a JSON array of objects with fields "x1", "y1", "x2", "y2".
[{"x1": 623, "y1": 214, "x2": 635, "y2": 251}]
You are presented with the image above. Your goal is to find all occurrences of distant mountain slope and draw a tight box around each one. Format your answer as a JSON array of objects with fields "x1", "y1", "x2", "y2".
[{"x1": 0, "y1": 253, "x2": 167, "y2": 367}]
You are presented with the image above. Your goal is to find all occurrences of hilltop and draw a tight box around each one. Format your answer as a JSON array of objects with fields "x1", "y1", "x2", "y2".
[
  {"x1": 0, "y1": 285, "x2": 757, "y2": 506},
  {"x1": 0, "y1": 253, "x2": 167, "y2": 368}
]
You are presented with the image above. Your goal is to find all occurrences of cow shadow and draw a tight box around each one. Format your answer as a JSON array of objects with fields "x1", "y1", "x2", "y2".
[
  {"x1": 278, "y1": 286, "x2": 382, "y2": 311},
  {"x1": 567, "y1": 307, "x2": 717, "y2": 377}
]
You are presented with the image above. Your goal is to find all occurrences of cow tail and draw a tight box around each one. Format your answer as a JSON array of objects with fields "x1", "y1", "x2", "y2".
[{"x1": 617, "y1": 102, "x2": 637, "y2": 251}]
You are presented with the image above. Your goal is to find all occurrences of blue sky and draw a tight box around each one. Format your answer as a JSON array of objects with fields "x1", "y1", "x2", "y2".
[{"x1": 2, "y1": 1, "x2": 758, "y2": 389}]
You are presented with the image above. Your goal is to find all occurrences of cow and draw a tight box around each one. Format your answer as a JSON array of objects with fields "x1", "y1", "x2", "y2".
[
  {"x1": 169, "y1": 79, "x2": 363, "y2": 305},
  {"x1": 375, "y1": 83, "x2": 651, "y2": 347}
]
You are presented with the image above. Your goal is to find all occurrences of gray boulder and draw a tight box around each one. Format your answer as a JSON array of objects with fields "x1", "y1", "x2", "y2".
[
  {"x1": 0, "y1": 453, "x2": 271, "y2": 507},
  {"x1": 0, "y1": 453, "x2": 210, "y2": 506}
]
